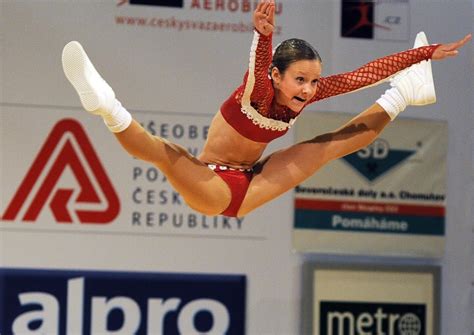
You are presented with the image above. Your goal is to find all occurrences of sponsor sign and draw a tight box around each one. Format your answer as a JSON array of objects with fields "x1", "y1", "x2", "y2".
[
  {"x1": 302, "y1": 263, "x2": 440, "y2": 335},
  {"x1": 0, "y1": 268, "x2": 246, "y2": 335},
  {"x1": 128, "y1": 0, "x2": 184, "y2": 8},
  {"x1": 341, "y1": 0, "x2": 410, "y2": 41},
  {"x1": 0, "y1": 105, "x2": 267, "y2": 239},
  {"x1": 320, "y1": 301, "x2": 425, "y2": 334},
  {"x1": 2, "y1": 119, "x2": 120, "y2": 225},
  {"x1": 115, "y1": 0, "x2": 284, "y2": 35},
  {"x1": 293, "y1": 111, "x2": 447, "y2": 257}
]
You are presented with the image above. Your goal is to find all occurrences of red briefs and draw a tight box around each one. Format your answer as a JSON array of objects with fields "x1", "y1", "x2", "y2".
[{"x1": 208, "y1": 164, "x2": 253, "y2": 217}]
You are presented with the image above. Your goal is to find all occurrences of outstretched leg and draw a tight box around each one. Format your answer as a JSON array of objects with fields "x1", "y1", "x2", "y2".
[
  {"x1": 114, "y1": 120, "x2": 232, "y2": 215},
  {"x1": 62, "y1": 41, "x2": 231, "y2": 215},
  {"x1": 238, "y1": 104, "x2": 391, "y2": 216}
]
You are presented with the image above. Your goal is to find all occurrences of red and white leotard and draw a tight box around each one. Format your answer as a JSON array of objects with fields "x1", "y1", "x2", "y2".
[{"x1": 220, "y1": 31, "x2": 439, "y2": 143}]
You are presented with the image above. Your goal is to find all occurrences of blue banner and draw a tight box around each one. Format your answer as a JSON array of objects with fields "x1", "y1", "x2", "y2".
[{"x1": 0, "y1": 268, "x2": 246, "y2": 335}]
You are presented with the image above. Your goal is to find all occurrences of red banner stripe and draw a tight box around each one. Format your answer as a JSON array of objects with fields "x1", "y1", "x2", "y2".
[{"x1": 295, "y1": 198, "x2": 445, "y2": 217}]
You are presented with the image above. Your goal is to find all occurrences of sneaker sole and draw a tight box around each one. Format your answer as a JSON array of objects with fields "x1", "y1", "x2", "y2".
[{"x1": 62, "y1": 41, "x2": 103, "y2": 113}]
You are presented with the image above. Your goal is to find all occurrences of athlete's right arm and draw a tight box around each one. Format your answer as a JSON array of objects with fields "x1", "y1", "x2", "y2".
[
  {"x1": 239, "y1": 0, "x2": 275, "y2": 114},
  {"x1": 219, "y1": 3, "x2": 275, "y2": 135},
  {"x1": 239, "y1": 31, "x2": 274, "y2": 111}
]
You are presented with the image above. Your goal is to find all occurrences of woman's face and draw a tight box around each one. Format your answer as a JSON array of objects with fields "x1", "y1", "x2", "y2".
[{"x1": 271, "y1": 59, "x2": 322, "y2": 112}]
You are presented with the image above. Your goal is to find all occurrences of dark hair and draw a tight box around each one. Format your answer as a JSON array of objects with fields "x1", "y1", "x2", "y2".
[{"x1": 271, "y1": 38, "x2": 322, "y2": 74}]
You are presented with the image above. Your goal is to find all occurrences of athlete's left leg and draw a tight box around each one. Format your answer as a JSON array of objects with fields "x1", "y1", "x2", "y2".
[{"x1": 237, "y1": 103, "x2": 390, "y2": 216}]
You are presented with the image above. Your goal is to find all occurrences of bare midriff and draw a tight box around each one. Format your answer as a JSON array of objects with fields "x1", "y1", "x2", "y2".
[{"x1": 198, "y1": 111, "x2": 268, "y2": 169}]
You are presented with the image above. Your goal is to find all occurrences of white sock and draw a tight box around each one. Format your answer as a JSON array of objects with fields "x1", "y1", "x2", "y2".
[
  {"x1": 376, "y1": 87, "x2": 407, "y2": 121},
  {"x1": 102, "y1": 99, "x2": 132, "y2": 133}
]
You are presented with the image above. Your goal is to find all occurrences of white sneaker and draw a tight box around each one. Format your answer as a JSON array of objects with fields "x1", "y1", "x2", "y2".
[
  {"x1": 62, "y1": 41, "x2": 116, "y2": 115},
  {"x1": 413, "y1": 31, "x2": 429, "y2": 48},
  {"x1": 390, "y1": 31, "x2": 436, "y2": 106}
]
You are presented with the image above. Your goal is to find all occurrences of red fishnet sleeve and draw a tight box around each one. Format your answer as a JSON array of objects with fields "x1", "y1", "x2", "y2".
[
  {"x1": 235, "y1": 31, "x2": 274, "y2": 117},
  {"x1": 249, "y1": 32, "x2": 273, "y2": 104},
  {"x1": 310, "y1": 44, "x2": 440, "y2": 103}
]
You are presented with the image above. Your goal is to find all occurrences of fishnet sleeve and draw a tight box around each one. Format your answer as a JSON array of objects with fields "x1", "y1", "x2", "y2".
[
  {"x1": 236, "y1": 31, "x2": 274, "y2": 116},
  {"x1": 310, "y1": 44, "x2": 440, "y2": 103}
]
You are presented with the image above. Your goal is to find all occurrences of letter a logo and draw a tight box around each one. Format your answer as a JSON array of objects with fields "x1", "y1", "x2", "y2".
[{"x1": 2, "y1": 119, "x2": 120, "y2": 224}]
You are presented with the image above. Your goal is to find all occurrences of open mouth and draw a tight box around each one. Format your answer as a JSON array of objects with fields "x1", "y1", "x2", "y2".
[{"x1": 293, "y1": 96, "x2": 306, "y2": 102}]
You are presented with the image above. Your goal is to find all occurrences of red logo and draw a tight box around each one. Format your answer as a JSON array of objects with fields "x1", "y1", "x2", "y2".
[
  {"x1": 341, "y1": 0, "x2": 390, "y2": 39},
  {"x1": 2, "y1": 119, "x2": 120, "y2": 224}
]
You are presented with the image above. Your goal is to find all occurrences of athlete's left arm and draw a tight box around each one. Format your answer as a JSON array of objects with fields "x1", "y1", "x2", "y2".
[
  {"x1": 309, "y1": 34, "x2": 471, "y2": 103},
  {"x1": 310, "y1": 45, "x2": 439, "y2": 103}
]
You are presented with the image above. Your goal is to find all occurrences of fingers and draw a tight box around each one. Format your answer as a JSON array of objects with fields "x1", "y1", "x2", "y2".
[
  {"x1": 437, "y1": 46, "x2": 460, "y2": 58},
  {"x1": 255, "y1": 0, "x2": 275, "y2": 25},
  {"x1": 257, "y1": 0, "x2": 275, "y2": 15},
  {"x1": 444, "y1": 34, "x2": 472, "y2": 51},
  {"x1": 259, "y1": 1, "x2": 270, "y2": 14},
  {"x1": 444, "y1": 50, "x2": 459, "y2": 57},
  {"x1": 431, "y1": 33, "x2": 471, "y2": 60},
  {"x1": 461, "y1": 33, "x2": 472, "y2": 43},
  {"x1": 254, "y1": 0, "x2": 275, "y2": 34},
  {"x1": 456, "y1": 33, "x2": 472, "y2": 48},
  {"x1": 267, "y1": 4, "x2": 275, "y2": 18}
]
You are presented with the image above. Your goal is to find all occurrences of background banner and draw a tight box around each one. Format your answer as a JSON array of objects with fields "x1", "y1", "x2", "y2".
[
  {"x1": 293, "y1": 112, "x2": 447, "y2": 257},
  {"x1": 302, "y1": 263, "x2": 440, "y2": 335},
  {"x1": 0, "y1": 105, "x2": 267, "y2": 239},
  {"x1": 0, "y1": 268, "x2": 246, "y2": 335}
]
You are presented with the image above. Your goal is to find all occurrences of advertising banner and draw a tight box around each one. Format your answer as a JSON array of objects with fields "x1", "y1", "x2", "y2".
[
  {"x1": 0, "y1": 105, "x2": 269, "y2": 239},
  {"x1": 0, "y1": 267, "x2": 246, "y2": 335},
  {"x1": 293, "y1": 111, "x2": 447, "y2": 257},
  {"x1": 302, "y1": 263, "x2": 440, "y2": 335}
]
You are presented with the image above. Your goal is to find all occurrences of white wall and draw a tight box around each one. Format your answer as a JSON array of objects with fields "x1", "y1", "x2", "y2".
[
  {"x1": 470, "y1": 2, "x2": 474, "y2": 333},
  {"x1": 1, "y1": 0, "x2": 472, "y2": 334}
]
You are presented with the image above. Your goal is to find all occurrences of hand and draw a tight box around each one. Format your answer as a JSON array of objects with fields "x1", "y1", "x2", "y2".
[
  {"x1": 253, "y1": 0, "x2": 275, "y2": 36},
  {"x1": 432, "y1": 34, "x2": 472, "y2": 60}
]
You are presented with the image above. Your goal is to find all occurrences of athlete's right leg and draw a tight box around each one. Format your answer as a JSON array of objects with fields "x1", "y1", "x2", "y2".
[
  {"x1": 117, "y1": 120, "x2": 233, "y2": 215},
  {"x1": 62, "y1": 41, "x2": 131, "y2": 133},
  {"x1": 62, "y1": 41, "x2": 231, "y2": 215}
]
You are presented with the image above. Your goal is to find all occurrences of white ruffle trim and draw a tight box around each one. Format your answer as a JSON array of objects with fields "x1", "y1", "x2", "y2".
[{"x1": 240, "y1": 105, "x2": 297, "y2": 131}]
